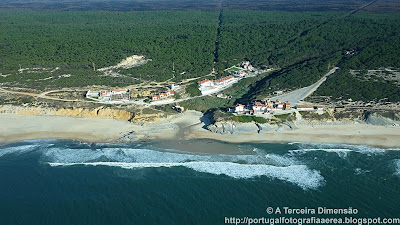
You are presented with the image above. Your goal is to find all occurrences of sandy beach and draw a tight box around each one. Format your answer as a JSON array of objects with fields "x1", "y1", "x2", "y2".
[
  {"x1": 188, "y1": 124, "x2": 400, "y2": 149},
  {"x1": 1, "y1": 112, "x2": 400, "y2": 150}
]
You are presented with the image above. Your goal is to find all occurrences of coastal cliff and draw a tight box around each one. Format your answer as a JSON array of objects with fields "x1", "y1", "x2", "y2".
[
  {"x1": 206, "y1": 121, "x2": 292, "y2": 134},
  {"x1": 207, "y1": 108, "x2": 400, "y2": 135},
  {"x1": 365, "y1": 111, "x2": 400, "y2": 126},
  {"x1": 0, "y1": 105, "x2": 165, "y2": 123}
]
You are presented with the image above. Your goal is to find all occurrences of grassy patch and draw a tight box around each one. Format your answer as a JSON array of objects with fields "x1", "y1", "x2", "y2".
[
  {"x1": 227, "y1": 67, "x2": 240, "y2": 72},
  {"x1": 232, "y1": 115, "x2": 267, "y2": 123},
  {"x1": 180, "y1": 96, "x2": 231, "y2": 112},
  {"x1": 300, "y1": 111, "x2": 332, "y2": 120},
  {"x1": 274, "y1": 113, "x2": 291, "y2": 120},
  {"x1": 185, "y1": 83, "x2": 202, "y2": 97}
]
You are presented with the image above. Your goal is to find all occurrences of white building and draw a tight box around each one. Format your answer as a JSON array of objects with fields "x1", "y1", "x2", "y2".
[
  {"x1": 235, "y1": 104, "x2": 245, "y2": 113},
  {"x1": 169, "y1": 84, "x2": 180, "y2": 90},
  {"x1": 197, "y1": 79, "x2": 214, "y2": 88},
  {"x1": 152, "y1": 95, "x2": 160, "y2": 101},
  {"x1": 296, "y1": 106, "x2": 315, "y2": 111},
  {"x1": 217, "y1": 93, "x2": 228, "y2": 99},
  {"x1": 152, "y1": 90, "x2": 174, "y2": 101},
  {"x1": 197, "y1": 76, "x2": 238, "y2": 95},
  {"x1": 86, "y1": 89, "x2": 130, "y2": 102},
  {"x1": 241, "y1": 61, "x2": 254, "y2": 71},
  {"x1": 252, "y1": 101, "x2": 267, "y2": 112},
  {"x1": 112, "y1": 89, "x2": 128, "y2": 94},
  {"x1": 86, "y1": 90, "x2": 99, "y2": 98},
  {"x1": 214, "y1": 75, "x2": 236, "y2": 86}
]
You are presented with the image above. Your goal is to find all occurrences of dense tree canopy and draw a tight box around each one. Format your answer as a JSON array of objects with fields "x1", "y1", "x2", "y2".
[
  {"x1": 1, "y1": 9, "x2": 399, "y2": 102},
  {"x1": 215, "y1": 11, "x2": 400, "y2": 102},
  {"x1": 0, "y1": 10, "x2": 218, "y2": 87}
]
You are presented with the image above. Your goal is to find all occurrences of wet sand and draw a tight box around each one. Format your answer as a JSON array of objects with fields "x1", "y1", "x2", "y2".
[{"x1": 150, "y1": 139, "x2": 255, "y2": 155}]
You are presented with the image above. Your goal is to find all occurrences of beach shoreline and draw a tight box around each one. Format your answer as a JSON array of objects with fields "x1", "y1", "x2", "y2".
[{"x1": 1, "y1": 112, "x2": 399, "y2": 150}]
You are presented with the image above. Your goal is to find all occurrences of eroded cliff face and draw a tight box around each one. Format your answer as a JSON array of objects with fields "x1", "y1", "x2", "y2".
[
  {"x1": 365, "y1": 111, "x2": 400, "y2": 126},
  {"x1": 131, "y1": 112, "x2": 166, "y2": 123},
  {"x1": 207, "y1": 108, "x2": 400, "y2": 135},
  {"x1": 206, "y1": 121, "x2": 289, "y2": 134},
  {"x1": 0, "y1": 105, "x2": 165, "y2": 123},
  {"x1": 299, "y1": 108, "x2": 400, "y2": 126}
]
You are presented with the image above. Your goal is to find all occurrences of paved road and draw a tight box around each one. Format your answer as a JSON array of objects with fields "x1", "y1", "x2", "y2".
[{"x1": 270, "y1": 67, "x2": 339, "y2": 106}]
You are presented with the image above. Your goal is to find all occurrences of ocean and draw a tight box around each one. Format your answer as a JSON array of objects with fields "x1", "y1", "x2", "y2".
[{"x1": 0, "y1": 139, "x2": 399, "y2": 225}]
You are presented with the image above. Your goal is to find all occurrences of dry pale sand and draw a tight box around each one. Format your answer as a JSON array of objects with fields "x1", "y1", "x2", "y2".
[
  {"x1": 1, "y1": 112, "x2": 400, "y2": 149},
  {"x1": 0, "y1": 114, "x2": 139, "y2": 144},
  {"x1": 188, "y1": 124, "x2": 400, "y2": 149}
]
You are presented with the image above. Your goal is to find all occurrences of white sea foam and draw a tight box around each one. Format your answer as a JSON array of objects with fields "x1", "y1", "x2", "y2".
[
  {"x1": 264, "y1": 154, "x2": 298, "y2": 166},
  {"x1": 252, "y1": 148, "x2": 298, "y2": 166},
  {"x1": 354, "y1": 168, "x2": 371, "y2": 175},
  {"x1": 0, "y1": 144, "x2": 39, "y2": 157},
  {"x1": 42, "y1": 147, "x2": 266, "y2": 164},
  {"x1": 49, "y1": 161, "x2": 324, "y2": 190},
  {"x1": 294, "y1": 142, "x2": 399, "y2": 155},
  {"x1": 42, "y1": 146, "x2": 324, "y2": 190},
  {"x1": 290, "y1": 149, "x2": 352, "y2": 158},
  {"x1": 394, "y1": 160, "x2": 400, "y2": 177}
]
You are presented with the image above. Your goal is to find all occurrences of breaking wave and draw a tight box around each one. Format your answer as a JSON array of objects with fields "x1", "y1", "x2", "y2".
[
  {"x1": 40, "y1": 145, "x2": 324, "y2": 190},
  {"x1": 0, "y1": 144, "x2": 39, "y2": 157},
  {"x1": 395, "y1": 160, "x2": 400, "y2": 177},
  {"x1": 43, "y1": 147, "x2": 264, "y2": 164},
  {"x1": 253, "y1": 148, "x2": 299, "y2": 166},
  {"x1": 49, "y1": 161, "x2": 323, "y2": 190},
  {"x1": 290, "y1": 148, "x2": 352, "y2": 158},
  {"x1": 293, "y1": 142, "x2": 400, "y2": 156}
]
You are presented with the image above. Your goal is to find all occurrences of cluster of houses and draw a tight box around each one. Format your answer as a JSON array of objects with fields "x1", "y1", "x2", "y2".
[
  {"x1": 231, "y1": 99, "x2": 324, "y2": 115},
  {"x1": 241, "y1": 61, "x2": 254, "y2": 71},
  {"x1": 86, "y1": 85, "x2": 177, "y2": 104},
  {"x1": 86, "y1": 89, "x2": 130, "y2": 102},
  {"x1": 231, "y1": 61, "x2": 256, "y2": 78},
  {"x1": 197, "y1": 75, "x2": 239, "y2": 95},
  {"x1": 233, "y1": 70, "x2": 251, "y2": 78},
  {"x1": 232, "y1": 99, "x2": 291, "y2": 114},
  {"x1": 151, "y1": 90, "x2": 175, "y2": 101}
]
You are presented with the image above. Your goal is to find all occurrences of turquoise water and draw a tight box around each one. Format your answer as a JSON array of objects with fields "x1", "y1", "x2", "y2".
[{"x1": 0, "y1": 140, "x2": 399, "y2": 224}]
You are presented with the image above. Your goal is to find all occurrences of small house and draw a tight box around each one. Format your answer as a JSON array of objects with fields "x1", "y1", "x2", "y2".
[
  {"x1": 235, "y1": 104, "x2": 245, "y2": 113},
  {"x1": 283, "y1": 102, "x2": 291, "y2": 110}
]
